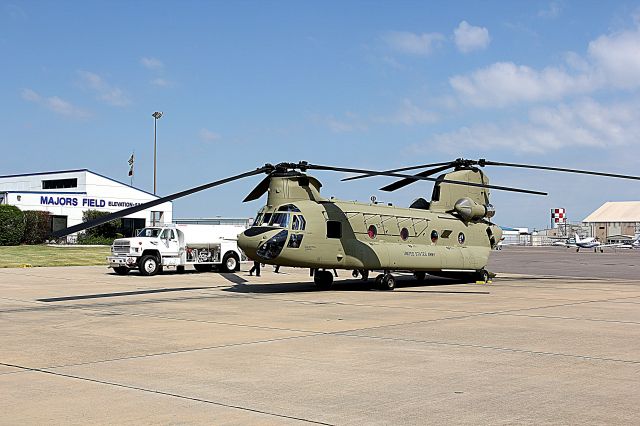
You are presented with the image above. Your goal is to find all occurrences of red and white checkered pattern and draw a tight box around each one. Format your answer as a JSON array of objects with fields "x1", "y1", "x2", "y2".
[{"x1": 551, "y1": 208, "x2": 566, "y2": 225}]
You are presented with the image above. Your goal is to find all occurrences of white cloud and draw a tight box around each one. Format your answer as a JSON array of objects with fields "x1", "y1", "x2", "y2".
[
  {"x1": 382, "y1": 31, "x2": 445, "y2": 56},
  {"x1": 454, "y1": 21, "x2": 490, "y2": 53},
  {"x1": 199, "y1": 128, "x2": 220, "y2": 142},
  {"x1": 78, "y1": 70, "x2": 131, "y2": 107},
  {"x1": 588, "y1": 29, "x2": 640, "y2": 89},
  {"x1": 313, "y1": 112, "x2": 368, "y2": 133},
  {"x1": 415, "y1": 98, "x2": 640, "y2": 154},
  {"x1": 450, "y1": 62, "x2": 596, "y2": 107},
  {"x1": 140, "y1": 57, "x2": 164, "y2": 70},
  {"x1": 21, "y1": 88, "x2": 90, "y2": 118},
  {"x1": 151, "y1": 78, "x2": 170, "y2": 87},
  {"x1": 538, "y1": 2, "x2": 562, "y2": 19},
  {"x1": 450, "y1": 26, "x2": 640, "y2": 107},
  {"x1": 387, "y1": 99, "x2": 439, "y2": 125}
]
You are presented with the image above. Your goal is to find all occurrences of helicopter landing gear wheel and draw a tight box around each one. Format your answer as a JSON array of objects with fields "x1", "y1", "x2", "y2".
[
  {"x1": 413, "y1": 271, "x2": 426, "y2": 282},
  {"x1": 377, "y1": 273, "x2": 395, "y2": 291},
  {"x1": 476, "y1": 269, "x2": 489, "y2": 284},
  {"x1": 314, "y1": 270, "x2": 333, "y2": 290}
]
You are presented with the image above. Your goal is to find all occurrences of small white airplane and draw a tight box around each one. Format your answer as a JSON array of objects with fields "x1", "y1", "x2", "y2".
[
  {"x1": 573, "y1": 233, "x2": 625, "y2": 252},
  {"x1": 616, "y1": 236, "x2": 640, "y2": 250}
]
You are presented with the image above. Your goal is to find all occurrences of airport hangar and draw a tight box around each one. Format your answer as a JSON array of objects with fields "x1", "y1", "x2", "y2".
[
  {"x1": 583, "y1": 201, "x2": 640, "y2": 243},
  {"x1": 0, "y1": 169, "x2": 172, "y2": 241}
]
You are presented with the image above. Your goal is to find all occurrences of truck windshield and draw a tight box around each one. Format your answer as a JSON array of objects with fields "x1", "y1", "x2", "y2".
[{"x1": 137, "y1": 228, "x2": 162, "y2": 238}]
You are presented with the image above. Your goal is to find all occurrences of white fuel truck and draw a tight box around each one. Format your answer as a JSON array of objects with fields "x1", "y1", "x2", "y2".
[{"x1": 108, "y1": 224, "x2": 245, "y2": 276}]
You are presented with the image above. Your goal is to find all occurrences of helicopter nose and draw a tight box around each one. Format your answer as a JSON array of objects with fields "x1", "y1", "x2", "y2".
[{"x1": 238, "y1": 227, "x2": 288, "y2": 260}]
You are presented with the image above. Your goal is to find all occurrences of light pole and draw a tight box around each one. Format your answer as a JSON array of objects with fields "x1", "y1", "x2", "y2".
[{"x1": 152, "y1": 111, "x2": 163, "y2": 195}]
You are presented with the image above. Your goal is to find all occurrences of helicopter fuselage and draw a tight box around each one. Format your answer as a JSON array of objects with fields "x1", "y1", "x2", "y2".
[{"x1": 238, "y1": 197, "x2": 502, "y2": 274}]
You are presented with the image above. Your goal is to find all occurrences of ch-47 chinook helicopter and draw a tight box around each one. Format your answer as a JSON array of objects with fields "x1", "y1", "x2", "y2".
[{"x1": 54, "y1": 159, "x2": 640, "y2": 290}]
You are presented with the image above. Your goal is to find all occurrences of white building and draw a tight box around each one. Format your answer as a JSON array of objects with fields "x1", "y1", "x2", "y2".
[{"x1": 0, "y1": 169, "x2": 172, "y2": 239}]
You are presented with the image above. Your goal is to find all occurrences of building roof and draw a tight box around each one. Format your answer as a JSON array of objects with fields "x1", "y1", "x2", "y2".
[
  {"x1": 0, "y1": 169, "x2": 159, "y2": 198},
  {"x1": 583, "y1": 201, "x2": 640, "y2": 223}
]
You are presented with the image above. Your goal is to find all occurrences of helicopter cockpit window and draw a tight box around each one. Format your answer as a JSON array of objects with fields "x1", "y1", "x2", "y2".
[
  {"x1": 292, "y1": 215, "x2": 306, "y2": 231},
  {"x1": 261, "y1": 213, "x2": 272, "y2": 225},
  {"x1": 252, "y1": 212, "x2": 264, "y2": 226},
  {"x1": 270, "y1": 212, "x2": 290, "y2": 228},
  {"x1": 277, "y1": 204, "x2": 301, "y2": 212}
]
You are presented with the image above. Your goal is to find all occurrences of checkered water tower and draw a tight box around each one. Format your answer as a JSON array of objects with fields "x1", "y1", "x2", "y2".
[{"x1": 551, "y1": 208, "x2": 566, "y2": 228}]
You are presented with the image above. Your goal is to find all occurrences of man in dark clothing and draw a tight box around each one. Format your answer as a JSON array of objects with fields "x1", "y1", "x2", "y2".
[{"x1": 249, "y1": 260, "x2": 261, "y2": 277}]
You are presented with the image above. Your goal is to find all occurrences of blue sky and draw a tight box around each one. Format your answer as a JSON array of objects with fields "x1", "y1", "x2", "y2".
[{"x1": 2, "y1": 1, "x2": 640, "y2": 229}]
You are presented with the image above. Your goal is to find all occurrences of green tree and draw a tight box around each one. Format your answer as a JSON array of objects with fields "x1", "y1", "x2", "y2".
[
  {"x1": 78, "y1": 210, "x2": 121, "y2": 245},
  {"x1": 0, "y1": 205, "x2": 26, "y2": 246},
  {"x1": 22, "y1": 210, "x2": 52, "y2": 244}
]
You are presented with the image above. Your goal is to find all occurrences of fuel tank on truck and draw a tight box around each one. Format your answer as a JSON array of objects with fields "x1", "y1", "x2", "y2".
[{"x1": 174, "y1": 224, "x2": 247, "y2": 248}]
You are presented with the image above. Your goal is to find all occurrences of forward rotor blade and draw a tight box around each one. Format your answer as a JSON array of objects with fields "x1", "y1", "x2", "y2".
[
  {"x1": 482, "y1": 160, "x2": 640, "y2": 181},
  {"x1": 379, "y1": 164, "x2": 455, "y2": 192},
  {"x1": 53, "y1": 166, "x2": 270, "y2": 237},
  {"x1": 243, "y1": 175, "x2": 271, "y2": 202},
  {"x1": 341, "y1": 161, "x2": 453, "y2": 182},
  {"x1": 305, "y1": 163, "x2": 546, "y2": 195}
]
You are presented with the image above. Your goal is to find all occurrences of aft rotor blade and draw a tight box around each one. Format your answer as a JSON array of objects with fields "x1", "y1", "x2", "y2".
[
  {"x1": 341, "y1": 161, "x2": 453, "y2": 182},
  {"x1": 53, "y1": 166, "x2": 270, "y2": 237},
  {"x1": 305, "y1": 163, "x2": 547, "y2": 195},
  {"x1": 243, "y1": 175, "x2": 271, "y2": 202},
  {"x1": 379, "y1": 164, "x2": 455, "y2": 192},
  {"x1": 482, "y1": 160, "x2": 640, "y2": 181}
]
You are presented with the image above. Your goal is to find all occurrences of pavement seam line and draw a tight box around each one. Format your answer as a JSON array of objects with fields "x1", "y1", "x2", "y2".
[
  {"x1": 0, "y1": 362, "x2": 334, "y2": 425},
  {"x1": 332, "y1": 333, "x2": 640, "y2": 364}
]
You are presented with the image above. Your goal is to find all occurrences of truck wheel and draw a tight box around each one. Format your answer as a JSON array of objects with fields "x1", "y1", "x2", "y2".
[
  {"x1": 113, "y1": 266, "x2": 129, "y2": 276},
  {"x1": 194, "y1": 264, "x2": 213, "y2": 273},
  {"x1": 139, "y1": 255, "x2": 161, "y2": 276},
  {"x1": 222, "y1": 252, "x2": 239, "y2": 273}
]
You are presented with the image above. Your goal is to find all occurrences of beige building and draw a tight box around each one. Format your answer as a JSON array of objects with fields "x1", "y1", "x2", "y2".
[{"x1": 583, "y1": 201, "x2": 640, "y2": 242}]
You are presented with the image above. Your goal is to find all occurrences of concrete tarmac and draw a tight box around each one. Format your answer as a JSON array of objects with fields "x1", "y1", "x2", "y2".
[{"x1": 1, "y1": 248, "x2": 639, "y2": 424}]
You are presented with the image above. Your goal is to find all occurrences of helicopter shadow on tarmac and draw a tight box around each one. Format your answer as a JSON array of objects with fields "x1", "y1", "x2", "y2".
[{"x1": 223, "y1": 274, "x2": 490, "y2": 295}]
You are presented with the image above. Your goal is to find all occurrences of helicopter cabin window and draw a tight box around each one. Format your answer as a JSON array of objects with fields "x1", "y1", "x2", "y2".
[
  {"x1": 368, "y1": 225, "x2": 377, "y2": 239},
  {"x1": 277, "y1": 204, "x2": 301, "y2": 212},
  {"x1": 292, "y1": 215, "x2": 306, "y2": 231},
  {"x1": 400, "y1": 227, "x2": 409, "y2": 241},
  {"x1": 326, "y1": 220, "x2": 342, "y2": 238},
  {"x1": 431, "y1": 230, "x2": 439, "y2": 243},
  {"x1": 270, "y1": 212, "x2": 290, "y2": 228}
]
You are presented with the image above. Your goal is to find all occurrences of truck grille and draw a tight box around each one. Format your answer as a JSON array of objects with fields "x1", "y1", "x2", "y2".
[{"x1": 112, "y1": 240, "x2": 130, "y2": 255}]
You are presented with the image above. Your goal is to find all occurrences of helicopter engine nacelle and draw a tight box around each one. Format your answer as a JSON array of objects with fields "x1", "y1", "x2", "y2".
[{"x1": 454, "y1": 198, "x2": 495, "y2": 221}]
